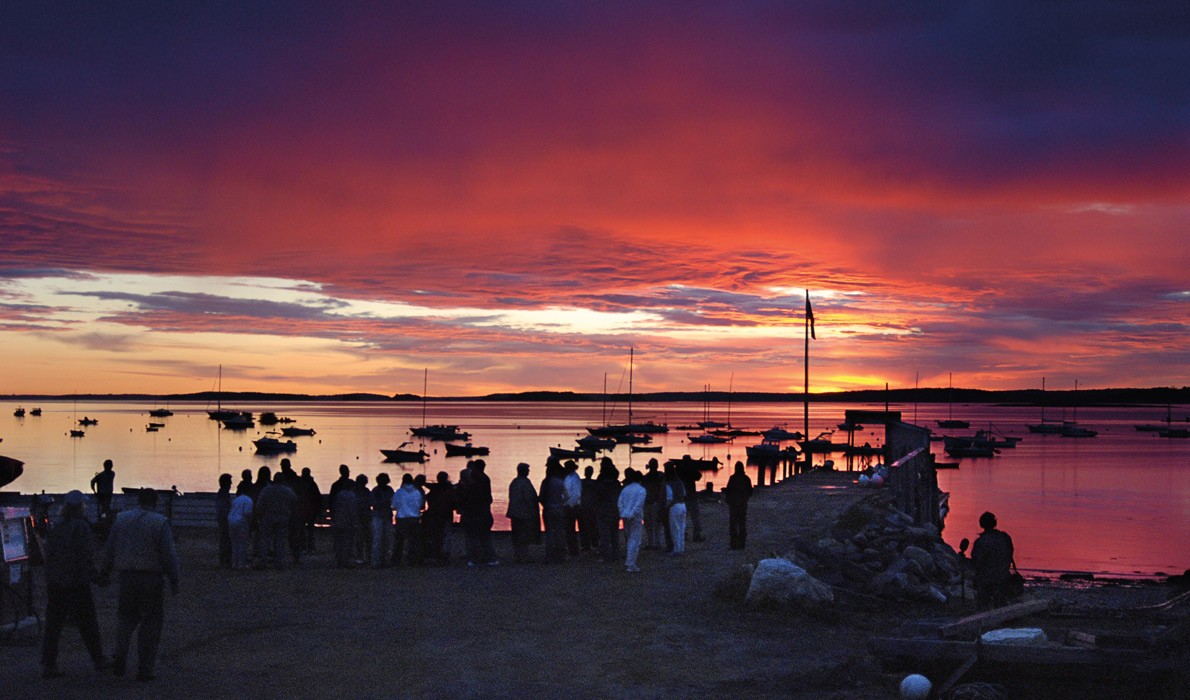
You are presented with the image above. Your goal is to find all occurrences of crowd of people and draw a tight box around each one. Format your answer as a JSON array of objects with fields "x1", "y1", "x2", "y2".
[{"x1": 211, "y1": 455, "x2": 755, "y2": 574}]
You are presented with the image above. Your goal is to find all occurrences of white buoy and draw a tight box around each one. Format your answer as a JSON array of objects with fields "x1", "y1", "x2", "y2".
[{"x1": 899, "y1": 673, "x2": 931, "y2": 700}]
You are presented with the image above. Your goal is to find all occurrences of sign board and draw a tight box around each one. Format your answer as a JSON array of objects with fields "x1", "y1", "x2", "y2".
[{"x1": 1, "y1": 508, "x2": 31, "y2": 563}]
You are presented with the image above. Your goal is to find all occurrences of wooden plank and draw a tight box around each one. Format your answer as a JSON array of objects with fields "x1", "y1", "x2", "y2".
[
  {"x1": 938, "y1": 598, "x2": 1052, "y2": 639},
  {"x1": 868, "y1": 636, "x2": 1152, "y2": 667}
]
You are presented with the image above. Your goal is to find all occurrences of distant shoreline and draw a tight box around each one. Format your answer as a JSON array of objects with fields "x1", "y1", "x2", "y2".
[{"x1": 3, "y1": 386, "x2": 1187, "y2": 406}]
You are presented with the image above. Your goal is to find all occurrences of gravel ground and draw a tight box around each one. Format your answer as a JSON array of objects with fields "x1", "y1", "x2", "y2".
[{"x1": 2, "y1": 470, "x2": 1184, "y2": 699}]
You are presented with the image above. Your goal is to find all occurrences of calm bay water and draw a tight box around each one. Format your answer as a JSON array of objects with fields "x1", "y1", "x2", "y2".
[{"x1": 3, "y1": 399, "x2": 1187, "y2": 576}]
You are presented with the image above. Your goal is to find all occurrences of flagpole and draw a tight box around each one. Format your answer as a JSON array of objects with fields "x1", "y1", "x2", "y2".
[{"x1": 803, "y1": 290, "x2": 810, "y2": 455}]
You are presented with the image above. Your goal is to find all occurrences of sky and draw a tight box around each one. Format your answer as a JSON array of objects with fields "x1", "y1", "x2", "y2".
[{"x1": 1, "y1": 2, "x2": 1188, "y2": 396}]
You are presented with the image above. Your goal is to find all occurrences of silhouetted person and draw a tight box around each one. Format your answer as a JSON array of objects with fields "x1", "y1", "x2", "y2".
[
  {"x1": 971, "y1": 511, "x2": 1015, "y2": 609},
  {"x1": 506, "y1": 462, "x2": 540, "y2": 563},
  {"x1": 594, "y1": 459, "x2": 621, "y2": 563},
  {"x1": 90, "y1": 459, "x2": 116, "y2": 522},
  {"x1": 370, "y1": 473, "x2": 395, "y2": 568},
  {"x1": 460, "y1": 460, "x2": 497, "y2": 566},
  {"x1": 562, "y1": 460, "x2": 582, "y2": 556},
  {"x1": 41, "y1": 490, "x2": 108, "y2": 679},
  {"x1": 256, "y1": 471, "x2": 297, "y2": 567},
  {"x1": 579, "y1": 465, "x2": 599, "y2": 551},
  {"x1": 215, "y1": 474, "x2": 233, "y2": 567},
  {"x1": 353, "y1": 474, "x2": 371, "y2": 564},
  {"x1": 227, "y1": 488, "x2": 253, "y2": 570},
  {"x1": 422, "y1": 471, "x2": 455, "y2": 565},
  {"x1": 392, "y1": 473, "x2": 424, "y2": 566},
  {"x1": 102, "y1": 489, "x2": 179, "y2": 681},
  {"x1": 235, "y1": 469, "x2": 253, "y2": 496},
  {"x1": 665, "y1": 464, "x2": 687, "y2": 554},
  {"x1": 677, "y1": 458, "x2": 704, "y2": 542},
  {"x1": 642, "y1": 458, "x2": 665, "y2": 550},
  {"x1": 539, "y1": 461, "x2": 568, "y2": 564},
  {"x1": 329, "y1": 466, "x2": 359, "y2": 567},
  {"x1": 299, "y1": 468, "x2": 322, "y2": 552},
  {"x1": 724, "y1": 461, "x2": 753, "y2": 549}
]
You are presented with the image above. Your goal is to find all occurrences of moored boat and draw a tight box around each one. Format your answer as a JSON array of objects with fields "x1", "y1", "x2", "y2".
[
  {"x1": 13, "y1": 407, "x2": 25, "y2": 417},
  {"x1": 380, "y1": 447, "x2": 428, "y2": 463},
  {"x1": 280, "y1": 426, "x2": 316, "y2": 437},
  {"x1": 549, "y1": 446, "x2": 596, "y2": 460},
  {"x1": 222, "y1": 413, "x2": 254, "y2": 430},
  {"x1": 762, "y1": 426, "x2": 802, "y2": 441},
  {"x1": 78, "y1": 416, "x2": 98, "y2": 426},
  {"x1": 444, "y1": 443, "x2": 490, "y2": 457},
  {"x1": 254, "y1": 437, "x2": 297, "y2": 454},
  {"x1": 687, "y1": 433, "x2": 730, "y2": 444},
  {"x1": 148, "y1": 407, "x2": 173, "y2": 417},
  {"x1": 30, "y1": 408, "x2": 42, "y2": 416},
  {"x1": 629, "y1": 445, "x2": 663, "y2": 453},
  {"x1": 410, "y1": 424, "x2": 471, "y2": 441},
  {"x1": 576, "y1": 435, "x2": 616, "y2": 451},
  {"x1": 664, "y1": 455, "x2": 721, "y2": 471}
]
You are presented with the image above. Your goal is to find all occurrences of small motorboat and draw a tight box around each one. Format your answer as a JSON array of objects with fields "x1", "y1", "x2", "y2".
[
  {"x1": 761, "y1": 426, "x2": 802, "y2": 441},
  {"x1": 222, "y1": 413, "x2": 255, "y2": 430},
  {"x1": 549, "y1": 446, "x2": 596, "y2": 460},
  {"x1": 29, "y1": 408, "x2": 42, "y2": 416},
  {"x1": 687, "y1": 433, "x2": 730, "y2": 444},
  {"x1": 444, "y1": 443, "x2": 490, "y2": 457},
  {"x1": 664, "y1": 455, "x2": 722, "y2": 471},
  {"x1": 380, "y1": 447, "x2": 428, "y2": 463},
  {"x1": 69, "y1": 429, "x2": 85, "y2": 438},
  {"x1": 576, "y1": 435, "x2": 617, "y2": 451},
  {"x1": 410, "y1": 424, "x2": 471, "y2": 441},
  {"x1": 78, "y1": 416, "x2": 98, "y2": 426},
  {"x1": 148, "y1": 408, "x2": 173, "y2": 417},
  {"x1": 254, "y1": 437, "x2": 298, "y2": 454},
  {"x1": 280, "y1": 426, "x2": 316, "y2": 437},
  {"x1": 629, "y1": 445, "x2": 663, "y2": 453},
  {"x1": 1059, "y1": 423, "x2": 1097, "y2": 438},
  {"x1": 258, "y1": 412, "x2": 280, "y2": 425}
]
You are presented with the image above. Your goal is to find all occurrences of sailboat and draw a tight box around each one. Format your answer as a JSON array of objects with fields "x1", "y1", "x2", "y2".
[
  {"x1": 696, "y1": 384, "x2": 726, "y2": 429},
  {"x1": 1027, "y1": 377, "x2": 1065, "y2": 434},
  {"x1": 1059, "y1": 380, "x2": 1097, "y2": 438},
  {"x1": 408, "y1": 369, "x2": 470, "y2": 441},
  {"x1": 586, "y1": 348, "x2": 668, "y2": 437},
  {"x1": 935, "y1": 373, "x2": 970, "y2": 429},
  {"x1": 207, "y1": 365, "x2": 240, "y2": 421}
]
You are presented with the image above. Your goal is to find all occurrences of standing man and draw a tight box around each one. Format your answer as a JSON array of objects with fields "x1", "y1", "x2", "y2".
[
  {"x1": 505, "y1": 463, "x2": 540, "y2": 564},
  {"x1": 723, "y1": 461, "x2": 753, "y2": 549},
  {"x1": 102, "y1": 488, "x2": 180, "y2": 682},
  {"x1": 255, "y1": 472, "x2": 297, "y2": 567},
  {"x1": 562, "y1": 461, "x2": 582, "y2": 557},
  {"x1": 617, "y1": 469, "x2": 647, "y2": 573},
  {"x1": 215, "y1": 474, "x2": 233, "y2": 568},
  {"x1": 370, "y1": 473, "x2": 395, "y2": 569},
  {"x1": 41, "y1": 490, "x2": 109, "y2": 679},
  {"x1": 391, "y1": 474, "x2": 424, "y2": 566},
  {"x1": 90, "y1": 459, "x2": 116, "y2": 523},
  {"x1": 677, "y1": 458, "x2": 704, "y2": 543}
]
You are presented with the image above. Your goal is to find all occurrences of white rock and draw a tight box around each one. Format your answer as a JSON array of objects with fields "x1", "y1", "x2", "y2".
[{"x1": 746, "y1": 557, "x2": 835, "y2": 607}]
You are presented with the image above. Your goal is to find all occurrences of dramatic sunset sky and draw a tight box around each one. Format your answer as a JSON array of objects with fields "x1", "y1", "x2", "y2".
[{"x1": 2, "y1": 3, "x2": 1187, "y2": 396}]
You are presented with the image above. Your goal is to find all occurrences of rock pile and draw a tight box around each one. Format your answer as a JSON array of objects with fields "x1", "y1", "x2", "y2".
[{"x1": 799, "y1": 491, "x2": 965, "y2": 604}]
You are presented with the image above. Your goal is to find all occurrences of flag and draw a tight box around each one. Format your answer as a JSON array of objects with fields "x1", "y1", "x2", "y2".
[{"x1": 805, "y1": 292, "x2": 816, "y2": 340}]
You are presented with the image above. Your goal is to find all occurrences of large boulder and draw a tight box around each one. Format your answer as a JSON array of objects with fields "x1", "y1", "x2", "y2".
[{"x1": 746, "y1": 558, "x2": 834, "y2": 608}]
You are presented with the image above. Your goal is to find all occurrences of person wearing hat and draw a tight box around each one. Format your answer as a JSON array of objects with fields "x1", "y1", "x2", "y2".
[
  {"x1": 102, "y1": 488, "x2": 180, "y2": 681},
  {"x1": 41, "y1": 490, "x2": 109, "y2": 679}
]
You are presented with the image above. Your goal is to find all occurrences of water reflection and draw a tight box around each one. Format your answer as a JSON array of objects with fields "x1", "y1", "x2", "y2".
[{"x1": 3, "y1": 400, "x2": 1186, "y2": 575}]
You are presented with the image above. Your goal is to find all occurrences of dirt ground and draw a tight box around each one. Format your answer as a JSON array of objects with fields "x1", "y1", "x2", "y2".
[{"x1": 2, "y1": 470, "x2": 1184, "y2": 699}]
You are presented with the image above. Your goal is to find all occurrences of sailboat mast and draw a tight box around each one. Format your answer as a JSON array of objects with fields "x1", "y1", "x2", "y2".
[
  {"x1": 628, "y1": 347, "x2": 634, "y2": 425},
  {"x1": 421, "y1": 368, "x2": 428, "y2": 428},
  {"x1": 602, "y1": 373, "x2": 607, "y2": 425},
  {"x1": 727, "y1": 372, "x2": 734, "y2": 427},
  {"x1": 1041, "y1": 376, "x2": 1046, "y2": 422}
]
